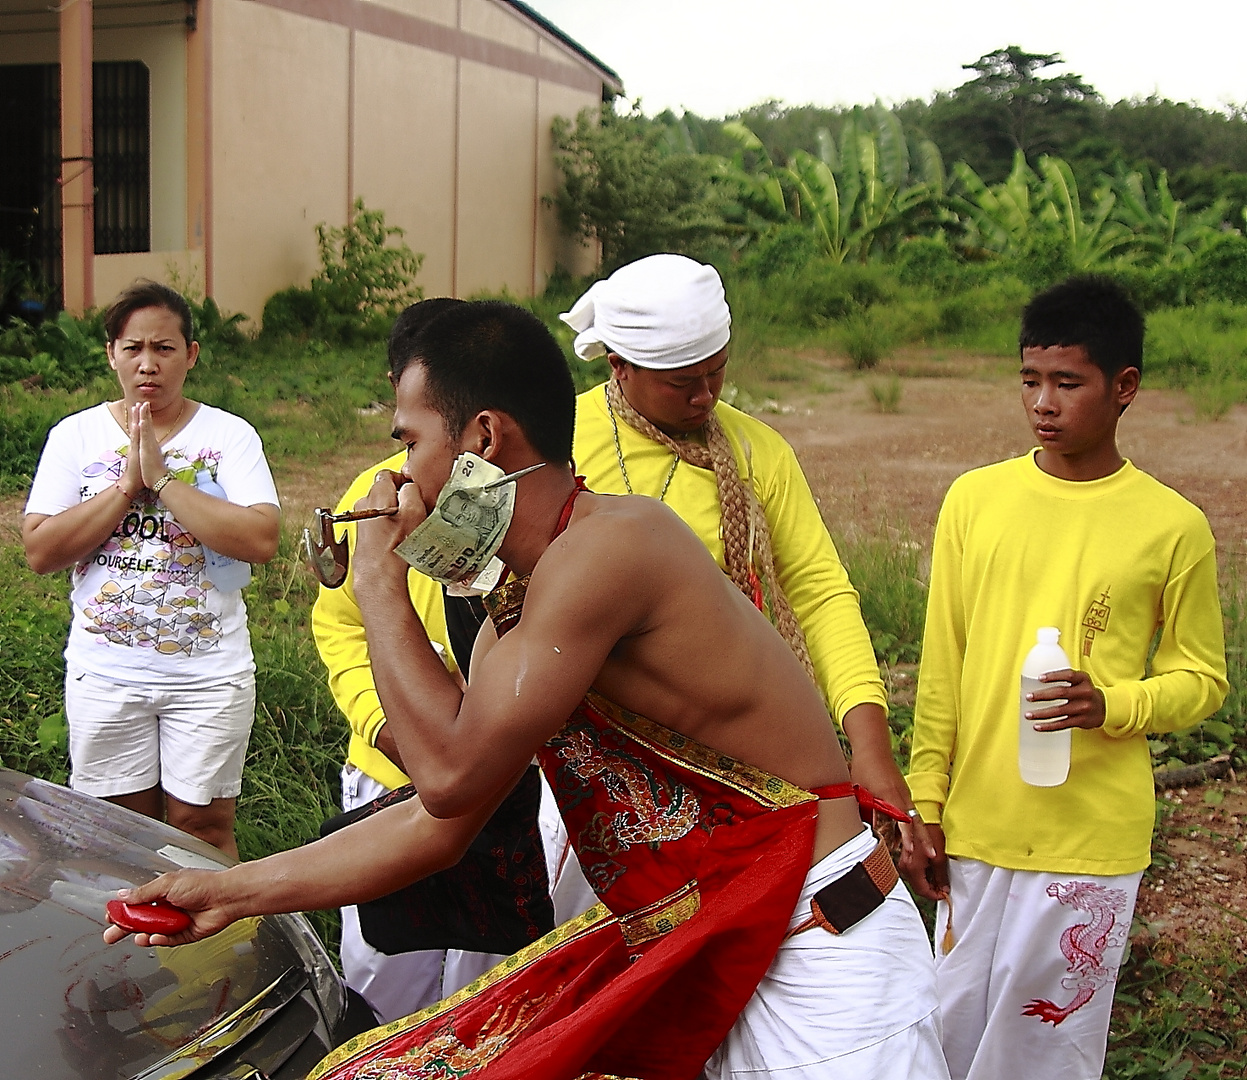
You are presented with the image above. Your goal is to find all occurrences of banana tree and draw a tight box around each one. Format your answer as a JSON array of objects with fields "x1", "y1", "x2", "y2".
[
  {"x1": 716, "y1": 106, "x2": 949, "y2": 263},
  {"x1": 951, "y1": 151, "x2": 1129, "y2": 270},
  {"x1": 950, "y1": 151, "x2": 1040, "y2": 257},
  {"x1": 1035, "y1": 155, "x2": 1131, "y2": 269},
  {"x1": 1109, "y1": 165, "x2": 1227, "y2": 268}
]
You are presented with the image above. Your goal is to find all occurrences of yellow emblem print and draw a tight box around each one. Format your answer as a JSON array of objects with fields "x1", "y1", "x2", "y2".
[{"x1": 1080, "y1": 588, "x2": 1112, "y2": 657}]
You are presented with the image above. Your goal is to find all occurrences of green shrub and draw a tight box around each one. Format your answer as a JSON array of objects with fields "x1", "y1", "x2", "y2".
[
  {"x1": 0, "y1": 310, "x2": 109, "y2": 390},
  {"x1": 1143, "y1": 307, "x2": 1247, "y2": 387},
  {"x1": 1009, "y1": 231, "x2": 1076, "y2": 289},
  {"x1": 1190, "y1": 234, "x2": 1247, "y2": 304},
  {"x1": 798, "y1": 263, "x2": 897, "y2": 324},
  {"x1": 1108, "y1": 264, "x2": 1190, "y2": 311},
  {"x1": 0, "y1": 384, "x2": 110, "y2": 492},
  {"x1": 261, "y1": 286, "x2": 323, "y2": 340},
  {"x1": 868, "y1": 375, "x2": 903, "y2": 413},
  {"x1": 738, "y1": 225, "x2": 823, "y2": 279},
  {"x1": 836, "y1": 522, "x2": 927, "y2": 666},
  {"x1": 894, "y1": 237, "x2": 965, "y2": 294},
  {"x1": 0, "y1": 547, "x2": 71, "y2": 780},
  {"x1": 262, "y1": 199, "x2": 424, "y2": 343},
  {"x1": 841, "y1": 312, "x2": 889, "y2": 369},
  {"x1": 932, "y1": 278, "x2": 1030, "y2": 350}
]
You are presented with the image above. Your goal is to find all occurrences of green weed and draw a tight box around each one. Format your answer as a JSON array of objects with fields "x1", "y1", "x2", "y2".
[
  {"x1": 867, "y1": 375, "x2": 903, "y2": 413},
  {"x1": 835, "y1": 522, "x2": 927, "y2": 666},
  {"x1": 842, "y1": 313, "x2": 891, "y2": 370}
]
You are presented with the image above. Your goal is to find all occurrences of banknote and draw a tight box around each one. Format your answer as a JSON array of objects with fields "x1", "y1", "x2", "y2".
[{"x1": 394, "y1": 454, "x2": 541, "y2": 587}]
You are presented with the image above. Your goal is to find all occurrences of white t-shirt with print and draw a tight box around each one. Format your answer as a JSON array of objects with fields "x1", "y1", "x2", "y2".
[{"x1": 26, "y1": 402, "x2": 280, "y2": 687}]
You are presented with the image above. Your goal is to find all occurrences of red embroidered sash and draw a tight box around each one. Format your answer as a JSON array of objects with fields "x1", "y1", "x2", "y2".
[{"x1": 310, "y1": 570, "x2": 834, "y2": 1080}]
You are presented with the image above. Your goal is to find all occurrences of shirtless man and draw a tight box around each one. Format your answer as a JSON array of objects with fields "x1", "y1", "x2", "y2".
[{"x1": 106, "y1": 301, "x2": 945, "y2": 1079}]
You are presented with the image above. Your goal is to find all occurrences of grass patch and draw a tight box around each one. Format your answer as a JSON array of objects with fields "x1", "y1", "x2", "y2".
[{"x1": 867, "y1": 375, "x2": 903, "y2": 413}]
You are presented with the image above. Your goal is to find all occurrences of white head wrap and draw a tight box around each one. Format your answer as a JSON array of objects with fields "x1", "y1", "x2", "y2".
[{"x1": 559, "y1": 254, "x2": 731, "y2": 370}]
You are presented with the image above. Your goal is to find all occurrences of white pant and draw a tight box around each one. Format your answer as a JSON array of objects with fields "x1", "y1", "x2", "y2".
[
  {"x1": 934, "y1": 857, "x2": 1142, "y2": 1080},
  {"x1": 339, "y1": 764, "x2": 598, "y2": 1024},
  {"x1": 338, "y1": 766, "x2": 506, "y2": 1023},
  {"x1": 704, "y1": 824, "x2": 949, "y2": 1079},
  {"x1": 66, "y1": 664, "x2": 254, "y2": 804},
  {"x1": 537, "y1": 771, "x2": 601, "y2": 925}
]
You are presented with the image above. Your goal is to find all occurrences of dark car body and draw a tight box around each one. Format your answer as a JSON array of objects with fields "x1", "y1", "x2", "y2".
[{"x1": 0, "y1": 767, "x2": 374, "y2": 1079}]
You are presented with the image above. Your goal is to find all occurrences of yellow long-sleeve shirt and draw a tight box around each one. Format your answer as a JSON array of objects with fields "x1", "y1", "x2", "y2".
[
  {"x1": 573, "y1": 383, "x2": 887, "y2": 724},
  {"x1": 907, "y1": 451, "x2": 1228, "y2": 875},
  {"x1": 311, "y1": 452, "x2": 456, "y2": 791}
]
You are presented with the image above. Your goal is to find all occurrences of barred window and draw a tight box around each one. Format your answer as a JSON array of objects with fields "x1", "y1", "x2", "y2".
[{"x1": 93, "y1": 60, "x2": 150, "y2": 255}]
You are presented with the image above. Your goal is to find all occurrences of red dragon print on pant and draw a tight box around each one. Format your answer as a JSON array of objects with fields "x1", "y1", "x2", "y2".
[{"x1": 1022, "y1": 880, "x2": 1129, "y2": 1025}]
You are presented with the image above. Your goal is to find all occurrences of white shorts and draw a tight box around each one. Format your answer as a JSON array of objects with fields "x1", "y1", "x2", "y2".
[
  {"x1": 704, "y1": 823, "x2": 949, "y2": 1079},
  {"x1": 65, "y1": 664, "x2": 255, "y2": 805},
  {"x1": 934, "y1": 857, "x2": 1142, "y2": 1080}
]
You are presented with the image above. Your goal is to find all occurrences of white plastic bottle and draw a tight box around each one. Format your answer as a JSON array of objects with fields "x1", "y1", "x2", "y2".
[
  {"x1": 1018, "y1": 626, "x2": 1072, "y2": 787},
  {"x1": 194, "y1": 469, "x2": 252, "y2": 591}
]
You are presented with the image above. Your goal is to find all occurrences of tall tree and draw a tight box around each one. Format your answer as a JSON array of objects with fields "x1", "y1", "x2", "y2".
[{"x1": 920, "y1": 46, "x2": 1100, "y2": 183}]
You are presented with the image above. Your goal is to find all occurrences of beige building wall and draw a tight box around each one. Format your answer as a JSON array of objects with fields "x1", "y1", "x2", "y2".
[
  {"x1": 361, "y1": 0, "x2": 457, "y2": 27},
  {"x1": 209, "y1": 0, "x2": 350, "y2": 322},
  {"x1": 0, "y1": 0, "x2": 615, "y2": 317},
  {"x1": 460, "y1": 0, "x2": 536, "y2": 51},
  {"x1": 455, "y1": 59, "x2": 538, "y2": 297},
  {"x1": 95, "y1": 250, "x2": 203, "y2": 307},
  {"x1": 535, "y1": 77, "x2": 601, "y2": 284},
  {"x1": 352, "y1": 33, "x2": 458, "y2": 298}
]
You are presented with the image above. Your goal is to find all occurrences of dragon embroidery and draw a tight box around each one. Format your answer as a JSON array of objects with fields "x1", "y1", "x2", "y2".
[
  {"x1": 1022, "y1": 880, "x2": 1129, "y2": 1026},
  {"x1": 558, "y1": 726, "x2": 700, "y2": 848},
  {"x1": 352, "y1": 995, "x2": 547, "y2": 1079}
]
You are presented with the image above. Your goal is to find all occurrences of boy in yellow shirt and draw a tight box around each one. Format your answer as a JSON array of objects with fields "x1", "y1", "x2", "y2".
[{"x1": 906, "y1": 276, "x2": 1228, "y2": 1080}]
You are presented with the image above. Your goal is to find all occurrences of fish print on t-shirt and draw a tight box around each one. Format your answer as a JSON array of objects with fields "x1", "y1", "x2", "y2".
[{"x1": 76, "y1": 444, "x2": 228, "y2": 656}]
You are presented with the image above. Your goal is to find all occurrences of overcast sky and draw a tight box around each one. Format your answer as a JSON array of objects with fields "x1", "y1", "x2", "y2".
[{"x1": 528, "y1": 0, "x2": 1247, "y2": 118}]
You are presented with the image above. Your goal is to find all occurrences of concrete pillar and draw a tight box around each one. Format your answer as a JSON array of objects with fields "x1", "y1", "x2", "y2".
[
  {"x1": 59, "y1": 0, "x2": 94, "y2": 314},
  {"x1": 186, "y1": 0, "x2": 212, "y2": 295}
]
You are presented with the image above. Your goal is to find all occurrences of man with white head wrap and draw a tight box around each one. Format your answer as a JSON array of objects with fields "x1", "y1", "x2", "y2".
[
  {"x1": 556, "y1": 254, "x2": 947, "y2": 1077},
  {"x1": 562, "y1": 254, "x2": 929, "y2": 855}
]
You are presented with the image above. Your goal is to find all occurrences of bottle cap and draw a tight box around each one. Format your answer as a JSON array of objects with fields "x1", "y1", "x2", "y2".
[{"x1": 1037, "y1": 626, "x2": 1061, "y2": 644}]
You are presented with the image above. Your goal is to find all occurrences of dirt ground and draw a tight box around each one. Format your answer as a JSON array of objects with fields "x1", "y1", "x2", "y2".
[{"x1": 3, "y1": 352, "x2": 1244, "y2": 948}]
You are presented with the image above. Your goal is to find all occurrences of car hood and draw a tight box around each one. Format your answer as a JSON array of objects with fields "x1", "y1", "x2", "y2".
[{"x1": 0, "y1": 768, "x2": 322, "y2": 1079}]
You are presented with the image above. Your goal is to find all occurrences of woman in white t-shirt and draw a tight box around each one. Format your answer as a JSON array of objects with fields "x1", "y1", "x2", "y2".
[{"x1": 23, "y1": 281, "x2": 280, "y2": 858}]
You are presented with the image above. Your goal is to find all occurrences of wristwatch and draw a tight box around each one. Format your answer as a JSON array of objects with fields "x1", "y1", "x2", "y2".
[{"x1": 150, "y1": 472, "x2": 177, "y2": 496}]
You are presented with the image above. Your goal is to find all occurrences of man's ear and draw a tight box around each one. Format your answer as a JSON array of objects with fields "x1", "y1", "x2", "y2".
[
  {"x1": 1115, "y1": 366, "x2": 1141, "y2": 412},
  {"x1": 462, "y1": 410, "x2": 506, "y2": 462},
  {"x1": 607, "y1": 353, "x2": 628, "y2": 381}
]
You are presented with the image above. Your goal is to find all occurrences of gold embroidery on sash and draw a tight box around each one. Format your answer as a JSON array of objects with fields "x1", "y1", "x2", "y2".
[
  {"x1": 482, "y1": 574, "x2": 528, "y2": 637},
  {"x1": 308, "y1": 904, "x2": 612, "y2": 1079},
  {"x1": 618, "y1": 880, "x2": 702, "y2": 946},
  {"x1": 582, "y1": 691, "x2": 816, "y2": 810}
]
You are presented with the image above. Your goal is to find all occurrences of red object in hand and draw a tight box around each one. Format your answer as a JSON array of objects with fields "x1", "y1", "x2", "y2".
[{"x1": 106, "y1": 898, "x2": 192, "y2": 935}]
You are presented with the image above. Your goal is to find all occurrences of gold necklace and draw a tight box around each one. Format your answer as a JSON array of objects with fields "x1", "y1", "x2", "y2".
[
  {"x1": 120, "y1": 399, "x2": 186, "y2": 444},
  {"x1": 607, "y1": 390, "x2": 679, "y2": 500}
]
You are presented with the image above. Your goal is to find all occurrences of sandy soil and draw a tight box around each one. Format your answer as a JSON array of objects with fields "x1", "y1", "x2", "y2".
[{"x1": 764, "y1": 354, "x2": 1247, "y2": 554}]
